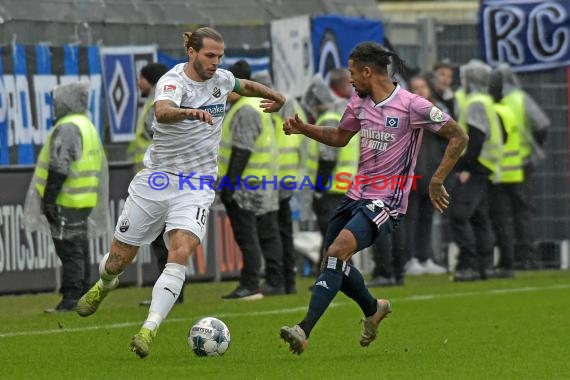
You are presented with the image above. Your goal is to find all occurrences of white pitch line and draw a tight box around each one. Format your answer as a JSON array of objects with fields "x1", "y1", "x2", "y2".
[
  {"x1": 395, "y1": 283, "x2": 570, "y2": 301},
  {"x1": 0, "y1": 283, "x2": 568, "y2": 339}
]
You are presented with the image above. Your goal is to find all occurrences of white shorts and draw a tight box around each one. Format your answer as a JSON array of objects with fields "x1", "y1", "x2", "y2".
[{"x1": 114, "y1": 170, "x2": 215, "y2": 246}]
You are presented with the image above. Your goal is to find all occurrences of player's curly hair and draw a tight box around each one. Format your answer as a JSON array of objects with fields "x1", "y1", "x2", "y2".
[
  {"x1": 348, "y1": 41, "x2": 405, "y2": 76},
  {"x1": 183, "y1": 27, "x2": 224, "y2": 52}
]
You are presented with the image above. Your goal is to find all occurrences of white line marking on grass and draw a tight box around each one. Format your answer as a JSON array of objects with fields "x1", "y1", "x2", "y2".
[
  {"x1": 0, "y1": 305, "x2": 342, "y2": 339},
  {"x1": 1, "y1": 283, "x2": 568, "y2": 339},
  {"x1": 397, "y1": 283, "x2": 570, "y2": 302}
]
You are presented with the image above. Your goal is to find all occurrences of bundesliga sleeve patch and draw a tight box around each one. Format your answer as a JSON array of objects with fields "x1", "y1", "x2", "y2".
[
  {"x1": 162, "y1": 84, "x2": 177, "y2": 94},
  {"x1": 429, "y1": 106, "x2": 444, "y2": 122}
]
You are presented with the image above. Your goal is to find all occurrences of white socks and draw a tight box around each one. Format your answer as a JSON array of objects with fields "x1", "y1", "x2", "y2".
[
  {"x1": 143, "y1": 263, "x2": 186, "y2": 331},
  {"x1": 98, "y1": 252, "x2": 120, "y2": 289}
]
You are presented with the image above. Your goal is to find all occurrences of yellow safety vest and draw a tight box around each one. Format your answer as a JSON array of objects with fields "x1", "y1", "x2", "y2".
[
  {"x1": 218, "y1": 97, "x2": 278, "y2": 181},
  {"x1": 458, "y1": 93, "x2": 503, "y2": 175},
  {"x1": 273, "y1": 108, "x2": 305, "y2": 184},
  {"x1": 491, "y1": 104, "x2": 524, "y2": 183},
  {"x1": 305, "y1": 140, "x2": 319, "y2": 182},
  {"x1": 455, "y1": 87, "x2": 467, "y2": 119},
  {"x1": 128, "y1": 98, "x2": 154, "y2": 169},
  {"x1": 315, "y1": 111, "x2": 360, "y2": 194},
  {"x1": 34, "y1": 114, "x2": 103, "y2": 208},
  {"x1": 500, "y1": 89, "x2": 531, "y2": 159}
]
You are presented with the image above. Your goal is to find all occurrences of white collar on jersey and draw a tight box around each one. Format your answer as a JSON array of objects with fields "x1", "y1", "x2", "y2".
[{"x1": 371, "y1": 83, "x2": 401, "y2": 107}]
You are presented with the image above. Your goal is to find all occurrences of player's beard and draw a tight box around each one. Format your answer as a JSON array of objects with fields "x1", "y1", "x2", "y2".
[
  {"x1": 355, "y1": 87, "x2": 368, "y2": 98},
  {"x1": 193, "y1": 58, "x2": 214, "y2": 81}
]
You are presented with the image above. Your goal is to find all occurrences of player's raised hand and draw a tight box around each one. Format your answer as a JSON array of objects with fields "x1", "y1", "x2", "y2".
[
  {"x1": 260, "y1": 98, "x2": 284, "y2": 113},
  {"x1": 283, "y1": 114, "x2": 305, "y2": 135},
  {"x1": 186, "y1": 109, "x2": 213, "y2": 125},
  {"x1": 429, "y1": 180, "x2": 450, "y2": 214}
]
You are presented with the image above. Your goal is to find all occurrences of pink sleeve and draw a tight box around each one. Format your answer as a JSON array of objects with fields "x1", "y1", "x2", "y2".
[
  {"x1": 409, "y1": 95, "x2": 450, "y2": 133},
  {"x1": 338, "y1": 102, "x2": 361, "y2": 132}
]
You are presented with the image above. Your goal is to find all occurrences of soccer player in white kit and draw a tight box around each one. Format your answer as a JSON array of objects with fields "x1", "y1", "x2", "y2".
[{"x1": 76, "y1": 27, "x2": 286, "y2": 358}]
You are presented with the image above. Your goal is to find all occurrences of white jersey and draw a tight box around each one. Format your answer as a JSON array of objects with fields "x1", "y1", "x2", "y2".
[{"x1": 144, "y1": 63, "x2": 236, "y2": 177}]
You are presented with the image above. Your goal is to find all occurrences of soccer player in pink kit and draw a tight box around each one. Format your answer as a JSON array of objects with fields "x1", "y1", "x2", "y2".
[{"x1": 280, "y1": 42, "x2": 468, "y2": 354}]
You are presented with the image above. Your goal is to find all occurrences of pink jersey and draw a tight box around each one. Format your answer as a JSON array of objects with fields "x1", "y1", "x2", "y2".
[{"x1": 339, "y1": 84, "x2": 450, "y2": 214}]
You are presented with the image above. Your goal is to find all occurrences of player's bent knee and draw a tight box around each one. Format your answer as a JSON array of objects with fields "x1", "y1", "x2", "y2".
[
  {"x1": 168, "y1": 247, "x2": 194, "y2": 265},
  {"x1": 326, "y1": 230, "x2": 356, "y2": 262},
  {"x1": 168, "y1": 229, "x2": 200, "y2": 264}
]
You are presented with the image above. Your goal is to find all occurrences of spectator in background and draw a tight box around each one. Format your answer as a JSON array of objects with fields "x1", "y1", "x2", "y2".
[
  {"x1": 495, "y1": 64, "x2": 550, "y2": 270},
  {"x1": 328, "y1": 67, "x2": 354, "y2": 100},
  {"x1": 253, "y1": 69, "x2": 307, "y2": 294},
  {"x1": 24, "y1": 82, "x2": 109, "y2": 313},
  {"x1": 404, "y1": 74, "x2": 448, "y2": 276},
  {"x1": 128, "y1": 63, "x2": 168, "y2": 172},
  {"x1": 450, "y1": 61, "x2": 501, "y2": 281},
  {"x1": 454, "y1": 59, "x2": 484, "y2": 120},
  {"x1": 219, "y1": 62, "x2": 284, "y2": 299},
  {"x1": 367, "y1": 227, "x2": 407, "y2": 287},
  {"x1": 485, "y1": 69, "x2": 523, "y2": 279},
  {"x1": 431, "y1": 61, "x2": 457, "y2": 119},
  {"x1": 225, "y1": 59, "x2": 251, "y2": 107}
]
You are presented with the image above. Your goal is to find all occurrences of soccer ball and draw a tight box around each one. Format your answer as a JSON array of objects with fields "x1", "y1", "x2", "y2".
[{"x1": 188, "y1": 317, "x2": 231, "y2": 356}]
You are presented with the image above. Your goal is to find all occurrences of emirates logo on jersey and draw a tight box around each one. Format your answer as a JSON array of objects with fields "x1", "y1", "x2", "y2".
[{"x1": 212, "y1": 87, "x2": 221, "y2": 98}]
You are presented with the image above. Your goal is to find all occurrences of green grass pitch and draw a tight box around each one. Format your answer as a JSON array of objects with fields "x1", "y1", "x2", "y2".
[{"x1": 1, "y1": 271, "x2": 569, "y2": 379}]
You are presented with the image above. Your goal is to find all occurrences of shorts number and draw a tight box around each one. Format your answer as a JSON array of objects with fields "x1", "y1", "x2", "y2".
[{"x1": 195, "y1": 208, "x2": 207, "y2": 227}]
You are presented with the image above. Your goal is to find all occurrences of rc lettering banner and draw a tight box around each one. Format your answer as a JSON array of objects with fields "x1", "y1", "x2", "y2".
[
  {"x1": 311, "y1": 14, "x2": 383, "y2": 79},
  {"x1": 481, "y1": 0, "x2": 570, "y2": 72}
]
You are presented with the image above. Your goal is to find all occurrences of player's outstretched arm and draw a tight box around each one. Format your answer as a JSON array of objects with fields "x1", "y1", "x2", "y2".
[
  {"x1": 283, "y1": 114, "x2": 356, "y2": 147},
  {"x1": 430, "y1": 118, "x2": 469, "y2": 213},
  {"x1": 236, "y1": 79, "x2": 286, "y2": 113},
  {"x1": 155, "y1": 100, "x2": 213, "y2": 124}
]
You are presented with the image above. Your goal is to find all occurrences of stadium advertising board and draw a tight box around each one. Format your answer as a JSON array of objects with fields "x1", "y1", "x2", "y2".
[
  {"x1": 0, "y1": 164, "x2": 243, "y2": 294},
  {"x1": 481, "y1": 0, "x2": 570, "y2": 72},
  {"x1": 0, "y1": 163, "x2": 138, "y2": 293}
]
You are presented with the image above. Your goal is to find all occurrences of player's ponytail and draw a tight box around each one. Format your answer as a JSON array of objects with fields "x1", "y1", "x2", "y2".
[
  {"x1": 385, "y1": 51, "x2": 406, "y2": 77},
  {"x1": 183, "y1": 32, "x2": 193, "y2": 50}
]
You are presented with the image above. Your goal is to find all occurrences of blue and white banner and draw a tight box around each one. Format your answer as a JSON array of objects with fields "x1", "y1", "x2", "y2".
[
  {"x1": 481, "y1": 0, "x2": 570, "y2": 72},
  {"x1": 100, "y1": 46, "x2": 156, "y2": 142},
  {"x1": 0, "y1": 44, "x2": 102, "y2": 165},
  {"x1": 311, "y1": 14, "x2": 383, "y2": 80},
  {"x1": 222, "y1": 47, "x2": 271, "y2": 73},
  {"x1": 158, "y1": 48, "x2": 270, "y2": 73}
]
